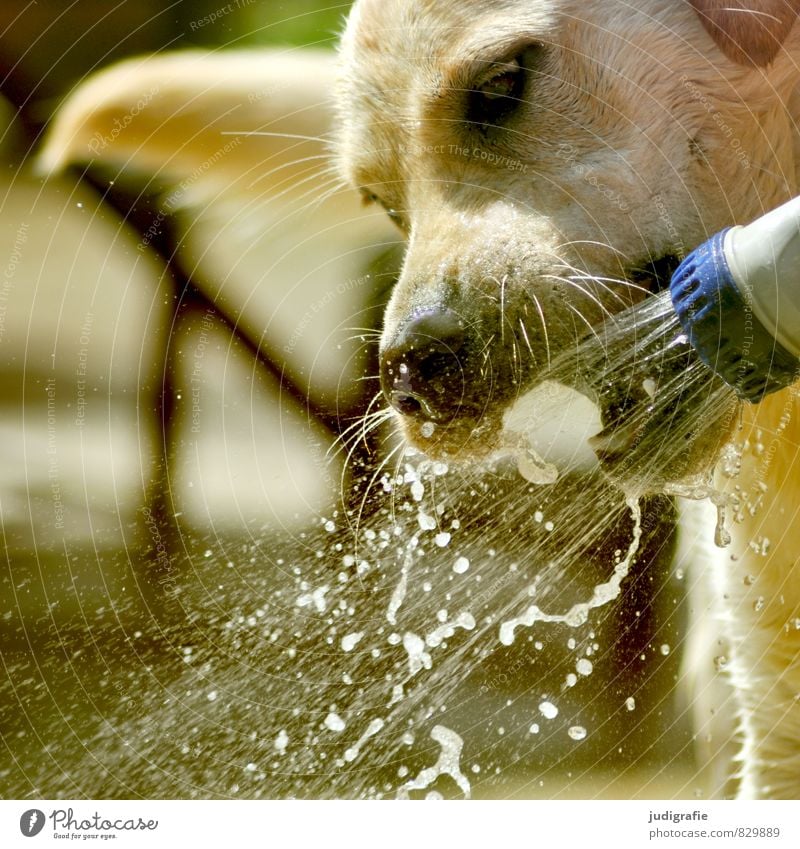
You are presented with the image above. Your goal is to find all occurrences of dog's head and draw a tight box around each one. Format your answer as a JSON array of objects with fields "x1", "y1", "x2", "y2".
[{"x1": 336, "y1": 0, "x2": 800, "y2": 464}]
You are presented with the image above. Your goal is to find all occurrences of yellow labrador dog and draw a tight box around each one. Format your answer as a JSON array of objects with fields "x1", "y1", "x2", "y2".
[
  {"x1": 335, "y1": 0, "x2": 800, "y2": 800},
  {"x1": 42, "y1": 0, "x2": 800, "y2": 798}
]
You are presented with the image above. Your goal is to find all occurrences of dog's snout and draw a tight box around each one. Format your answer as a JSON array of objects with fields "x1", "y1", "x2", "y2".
[{"x1": 380, "y1": 309, "x2": 466, "y2": 422}]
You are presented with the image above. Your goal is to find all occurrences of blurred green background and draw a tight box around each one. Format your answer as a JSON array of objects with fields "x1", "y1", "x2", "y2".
[{"x1": 0, "y1": 1, "x2": 353, "y2": 131}]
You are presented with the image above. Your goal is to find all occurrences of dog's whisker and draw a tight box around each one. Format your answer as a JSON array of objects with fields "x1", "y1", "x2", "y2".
[
  {"x1": 343, "y1": 415, "x2": 393, "y2": 468},
  {"x1": 333, "y1": 403, "x2": 393, "y2": 456},
  {"x1": 350, "y1": 440, "x2": 406, "y2": 553},
  {"x1": 540, "y1": 273, "x2": 617, "y2": 322},
  {"x1": 721, "y1": 8, "x2": 781, "y2": 24},
  {"x1": 333, "y1": 407, "x2": 390, "y2": 451},
  {"x1": 250, "y1": 159, "x2": 348, "y2": 201},
  {"x1": 478, "y1": 332, "x2": 496, "y2": 360},
  {"x1": 500, "y1": 274, "x2": 508, "y2": 343},
  {"x1": 746, "y1": 160, "x2": 788, "y2": 183},
  {"x1": 245, "y1": 167, "x2": 346, "y2": 210},
  {"x1": 563, "y1": 274, "x2": 650, "y2": 306},
  {"x1": 556, "y1": 239, "x2": 632, "y2": 262},
  {"x1": 550, "y1": 258, "x2": 646, "y2": 298},
  {"x1": 337, "y1": 417, "x2": 396, "y2": 521},
  {"x1": 221, "y1": 130, "x2": 334, "y2": 145},
  {"x1": 518, "y1": 317, "x2": 533, "y2": 356},
  {"x1": 567, "y1": 303, "x2": 608, "y2": 351},
  {"x1": 274, "y1": 171, "x2": 351, "y2": 211},
  {"x1": 560, "y1": 269, "x2": 650, "y2": 294},
  {"x1": 342, "y1": 333, "x2": 382, "y2": 346},
  {"x1": 246, "y1": 153, "x2": 338, "y2": 190},
  {"x1": 343, "y1": 327, "x2": 383, "y2": 337},
  {"x1": 528, "y1": 291, "x2": 551, "y2": 369},
  {"x1": 327, "y1": 400, "x2": 391, "y2": 465},
  {"x1": 357, "y1": 396, "x2": 394, "y2": 453},
  {"x1": 549, "y1": 259, "x2": 648, "y2": 310}
]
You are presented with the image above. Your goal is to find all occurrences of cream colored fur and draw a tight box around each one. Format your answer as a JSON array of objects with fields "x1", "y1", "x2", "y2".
[{"x1": 39, "y1": 1, "x2": 800, "y2": 799}]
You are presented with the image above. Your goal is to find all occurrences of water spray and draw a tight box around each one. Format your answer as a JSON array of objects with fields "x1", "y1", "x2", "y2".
[{"x1": 512, "y1": 197, "x2": 800, "y2": 494}]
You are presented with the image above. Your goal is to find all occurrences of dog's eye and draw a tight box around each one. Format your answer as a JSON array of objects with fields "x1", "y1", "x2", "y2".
[
  {"x1": 361, "y1": 190, "x2": 406, "y2": 230},
  {"x1": 480, "y1": 62, "x2": 521, "y2": 100},
  {"x1": 468, "y1": 56, "x2": 527, "y2": 127}
]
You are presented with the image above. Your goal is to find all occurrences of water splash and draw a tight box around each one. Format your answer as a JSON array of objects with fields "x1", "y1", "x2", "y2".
[
  {"x1": 4, "y1": 288, "x2": 749, "y2": 800},
  {"x1": 343, "y1": 718, "x2": 385, "y2": 764},
  {"x1": 396, "y1": 725, "x2": 471, "y2": 799},
  {"x1": 499, "y1": 497, "x2": 642, "y2": 646}
]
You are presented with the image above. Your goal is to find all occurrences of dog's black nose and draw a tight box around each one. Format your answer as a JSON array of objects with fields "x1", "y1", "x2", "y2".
[{"x1": 380, "y1": 309, "x2": 466, "y2": 421}]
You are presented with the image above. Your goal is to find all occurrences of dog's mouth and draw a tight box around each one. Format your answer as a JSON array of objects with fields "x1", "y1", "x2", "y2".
[
  {"x1": 628, "y1": 254, "x2": 682, "y2": 297},
  {"x1": 383, "y1": 253, "x2": 723, "y2": 487},
  {"x1": 495, "y1": 253, "x2": 738, "y2": 493}
]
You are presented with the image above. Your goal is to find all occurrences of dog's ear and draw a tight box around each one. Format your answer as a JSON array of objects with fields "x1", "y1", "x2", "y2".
[
  {"x1": 690, "y1": 0, "x2": 800, "y2": 66},
  {"x1": 37, "y1": 50, "x2": 337, "y2": 204}
]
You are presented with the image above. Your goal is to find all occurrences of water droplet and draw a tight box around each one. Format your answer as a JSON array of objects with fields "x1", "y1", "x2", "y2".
[
  {"x1": 625, "y1": 696, "x2": 636, "y2": 711},
  {"x1": 274, "y1": 729, "x2": 289, "y2": 754},
  {"x1": 417, "y1": 511, "x2": 437, "y2": 531},
  {"x1": 539, "y1": 701, "x2": 558, "y2": 719},
  {"x1": 453, "y1": 556, "x2": 470, "y2": 574},
  {"x1": 324, "y1": 712, "x2": 346, "y2": 732},
  {"x1": 576, "y1": 658, "x2": 593, "y2": 676},
  {"x1": 568, "y1": 725, "x2": 587, "y2": 741},
  {"x1": 341, "y1": 632, "x2": 364, "y2": 652}
]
